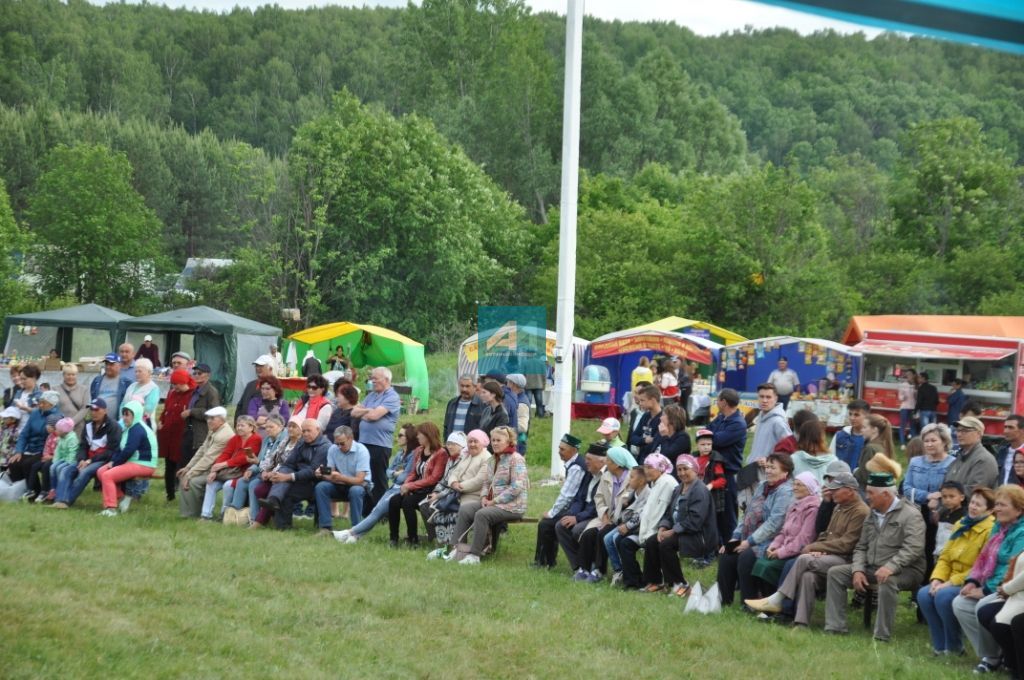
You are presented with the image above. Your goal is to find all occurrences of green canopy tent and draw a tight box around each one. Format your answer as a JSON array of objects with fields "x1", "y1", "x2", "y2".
[
  {"x1": 116, "y1": 306, "x2": 281, "y2": 402},
  {"x1": 3, "y1": 303, "x2": 132, "y2": 361},
  {"x1": 286, "y1": 322, "x2": 429, "y2": 406}
]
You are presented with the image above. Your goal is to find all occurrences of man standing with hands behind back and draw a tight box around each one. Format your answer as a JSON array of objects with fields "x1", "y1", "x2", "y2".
[
  {"x1": 768, "y1": 357, "x2": 801, "y2": 410},
  {"x1": 351, "y1": 367, "x2": 401, "y2": 514}
]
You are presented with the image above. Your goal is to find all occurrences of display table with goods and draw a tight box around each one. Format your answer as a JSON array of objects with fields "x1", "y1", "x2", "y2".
[{"x1": 851, "y1": 330, "x2": 1023, "y2": 434}]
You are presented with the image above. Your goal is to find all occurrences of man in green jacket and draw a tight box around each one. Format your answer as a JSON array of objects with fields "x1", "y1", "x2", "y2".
[{"x1": 824, "y1": 472, "x2": 926, "y2": 642}]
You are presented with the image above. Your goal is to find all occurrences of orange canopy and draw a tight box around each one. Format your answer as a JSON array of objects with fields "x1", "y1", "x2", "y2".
[{"x1": 842, "y1": 316, "x2": 1024, "y2": 345}]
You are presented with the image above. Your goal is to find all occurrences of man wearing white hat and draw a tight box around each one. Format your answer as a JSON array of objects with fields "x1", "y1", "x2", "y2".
[
  {"x1": 135, "y1": 335, "x2": 161, "y2": 368},
  {"x1": 177, "y1": 406, "x2": 234, "y2": 518},
  {"x1": 235, "y1": 355, "x2": 275, "y2": 425},
  {"x1": 596, "y1": 417, "x2": 625, "y2": 448}
]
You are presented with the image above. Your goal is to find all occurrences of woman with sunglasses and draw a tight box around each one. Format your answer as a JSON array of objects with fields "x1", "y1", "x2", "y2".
[{"x1": 292, "y1": 374, "x2": 333, "y2": 432}]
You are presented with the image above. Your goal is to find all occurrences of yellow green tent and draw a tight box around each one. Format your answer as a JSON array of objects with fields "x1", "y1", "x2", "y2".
[{"x1": 287, "y1": 322, "x2": 429, "y2": 405}]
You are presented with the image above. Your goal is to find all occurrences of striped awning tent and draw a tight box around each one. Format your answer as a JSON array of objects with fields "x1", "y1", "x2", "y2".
[{"x1": 757, "y1": 1, "x2": 1024, "y2": 54}]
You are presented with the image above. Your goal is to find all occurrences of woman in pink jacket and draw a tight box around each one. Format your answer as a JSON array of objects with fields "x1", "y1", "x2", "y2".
[{"x1": 750, "y1": 471, "x2": 822, "y2": 593}]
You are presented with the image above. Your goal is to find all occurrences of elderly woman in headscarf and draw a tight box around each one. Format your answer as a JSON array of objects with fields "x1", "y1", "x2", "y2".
[
  {"x1": 747, "y1": 471, "x2": 823, "y2": 600},
  {"x1": 158, "y1": 368, "x2": 195, "y2": 501},
  {"x1": 423, "y1": 430, "x2": 493, "y2": 558},
  {"x1": 572, "y1": 446, "x2": 637, "y2": 582},
  {"x1": 121, "y1": 357, "x2": 160, "y2": 425},
  {"x1": 617, "y1": 452, "x2": 680, "y2": 590},
  {"x1": 641, "y1": 454, "x2": 719, "y2": 596}
]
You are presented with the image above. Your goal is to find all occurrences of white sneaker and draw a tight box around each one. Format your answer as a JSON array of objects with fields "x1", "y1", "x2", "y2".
[
  {"x1": 610, "y1": 571, "x2": 624, "y2": 587},
  {"x1": 344, "y1": 534, "x2": 359, "y2": 544},
  {"x1": 426, "y1": 548, "x2": 448, "y2": 561},
  {"x1": 444, "y1": 549, "x2": 459, "y2": 562},
  {"x1": 98, "y1": 508, "x2": 119, "y2": 517},
  {"x1": 118, "y1": 496, "x2": 132, "y2": 513},
  {"x1": 458, "y1": 554, "x2": 481, "y2": 566},
  {"x1": 34, "y1": 493, "x2": 47, "y2": 504},
  {"x1": 333, "y1": 530, "x2": 351, "y2": 543}
]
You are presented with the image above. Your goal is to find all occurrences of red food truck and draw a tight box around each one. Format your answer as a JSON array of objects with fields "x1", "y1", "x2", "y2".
[{"x1": 850, "y1": 329, "x2": 1024, "y2": 435}]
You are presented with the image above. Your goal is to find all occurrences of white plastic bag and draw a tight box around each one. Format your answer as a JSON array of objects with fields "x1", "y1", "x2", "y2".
[
  {"x1": 683, "y1": 582, "x2": 722, "y2": 615},
  {"x1": 0, "y1": 471, "x2": 26, "y2": 502}
]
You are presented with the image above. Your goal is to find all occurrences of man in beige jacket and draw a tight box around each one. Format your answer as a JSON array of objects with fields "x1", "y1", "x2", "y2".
[
  {"x1": 824, "y1": 471, "x2": 926, "y2": 641},
  {"x1": 177, "y1": 406, "x2": 234, "y2": 518}
]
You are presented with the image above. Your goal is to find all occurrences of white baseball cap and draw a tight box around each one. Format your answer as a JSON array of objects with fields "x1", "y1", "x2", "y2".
[{"x1": 597, "y1": 417, "x2": 621, "y2": 435}]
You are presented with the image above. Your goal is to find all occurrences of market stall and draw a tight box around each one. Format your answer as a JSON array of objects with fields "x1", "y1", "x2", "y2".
[
  {"x1": 586, "y1": 328, "x2": 724, "y2": 418},
  {"x1": 286, "y1": 322, "x2": 429, "y2": 409},
  {"x1": 117, "y1": 306, "x2": 281, "y2": 402},
  {"x1": 851, "y1": 329, "x2": 1023, "y2": 435},
  {"x1": 721, "y1": 336, "x2": 861, "y2": 428},
  {"x1": 3, "y1": 303, "x2": 132, "y2": 363}
]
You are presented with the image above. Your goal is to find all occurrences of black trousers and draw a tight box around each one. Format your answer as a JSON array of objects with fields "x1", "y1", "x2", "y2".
[
  {"x1": 717, "y1": 547, "x2": 761, "y2": 605},
  {"x1": 720, "y1": 474, "x2": 738, "y2": 542},
  {"x1": 164, "y1": 459, "x2": 179, "y2": 500},
  {"x1": 554, "y1": 520, "x2": 589, "y2": 572},
  {"x1": 534, "y1": 515, "x2": 562, "y2": 566},
  {"x1": 388, "y1": 489, "x2": 430, "y2": 541},
  {"x1": 8, "y1": 453, "x2": 41, "y2": 488},
  {"x1": 984, "y1": 612, "x2": 1024, "y2": 676},
  {"x1": 364, "y1": 444, "x2": 391, "y2": 513},
  {"x1": 643, "y1": 533, "x2": 686, "y2": 586},
  {"x1": 593, "y1": 524, "x2": 616, "y2": 574},
  {"x1": 617, "y1": 533, "x2": 645, "y2": 588},
  {"x1": 274, "y1": 480, "x2": 316, "y2": 529},
  {"x1": 578, "y1": 526, "x2": 607, "y2": 574}
]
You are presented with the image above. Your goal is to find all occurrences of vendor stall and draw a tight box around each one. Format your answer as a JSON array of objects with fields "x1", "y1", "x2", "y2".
[
  {"x1": 586, "y1": 328, "x2": 724, "y2": 418},
  {"x1": 286, "y1": 322, "x2": 429, "y2": 409},
  {"x1": 721, "y1": 337, "x2": 861, "y2": 428},
  {"x1": 851, "y1": 329, "x2": 1023, "y2": 435}
]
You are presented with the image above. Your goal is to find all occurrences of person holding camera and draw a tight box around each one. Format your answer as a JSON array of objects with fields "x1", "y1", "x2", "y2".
[{"x1": 314, "y1": 426, "x2": 372, "y2": 536}]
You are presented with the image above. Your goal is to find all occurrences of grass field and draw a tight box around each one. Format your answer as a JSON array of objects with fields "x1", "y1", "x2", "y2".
[{"x1": 0, "y1": 356, "x2": 974, "y2": 678}]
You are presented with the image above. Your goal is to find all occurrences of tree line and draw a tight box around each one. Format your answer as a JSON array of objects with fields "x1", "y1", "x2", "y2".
[{"x1": 0, "y1": 0, "x2": 1021, "y2": 343}]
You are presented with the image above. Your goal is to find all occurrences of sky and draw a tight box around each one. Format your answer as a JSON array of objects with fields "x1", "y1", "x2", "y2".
[{"x1": 92, "y1": 0, "x2": 884, "y2": 37}]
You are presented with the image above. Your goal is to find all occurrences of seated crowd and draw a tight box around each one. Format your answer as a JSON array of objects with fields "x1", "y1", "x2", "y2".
[{"x1": 5, "y1": 355, "x2": 1024, "y2": 673}]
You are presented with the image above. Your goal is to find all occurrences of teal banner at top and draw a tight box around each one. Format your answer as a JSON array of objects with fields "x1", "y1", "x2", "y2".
[{"x1": 758, "y1": 0, "x2": 1024, "y2": 54}]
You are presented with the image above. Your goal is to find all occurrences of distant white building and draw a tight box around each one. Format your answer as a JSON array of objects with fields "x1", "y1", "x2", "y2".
[{"x1": 174, "y1": 258, "x2": 234, "y2": 292}]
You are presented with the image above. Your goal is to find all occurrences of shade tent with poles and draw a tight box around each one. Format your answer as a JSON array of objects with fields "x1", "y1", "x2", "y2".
[
  {"x1": 3, "y1": 303, "x2": 132, "y2": 361},
  {"x1": 585, "y1": 328, "x2": 724, "y2": 406},
  {"x1": 116, "y1": 306, "x2": 281, "y2": 402},
  {"x1": 286, "y1": 322, "x2": 429, "y2": 406}
]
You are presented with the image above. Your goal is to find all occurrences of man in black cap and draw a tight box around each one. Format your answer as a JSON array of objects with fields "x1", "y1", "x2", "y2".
[
  {"x1": 531, "y1": 434, "x2": 589, "y2": 569},
  {"x1": 52, "y1": 397, "x2": 122, "y2": 508},
  {"x1": 824, "y1": 471, "x2": 926, "y2": 642},
  {"x1": 180, "y1": 363, "x2": 220, "y2": 467},
  {"x1": 556, "y1": 443, "x2": 609, "y2": 579}
]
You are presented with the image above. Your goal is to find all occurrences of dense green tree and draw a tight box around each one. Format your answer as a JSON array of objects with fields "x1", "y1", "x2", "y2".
[
  {"x1": 25, "y1": 143, "x2": 164, "y2": 312},
  {"x1": 284, "y1": 90, "x2": 532, "y2": 338}
]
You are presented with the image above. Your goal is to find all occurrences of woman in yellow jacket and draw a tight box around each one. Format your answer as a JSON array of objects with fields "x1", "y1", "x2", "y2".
[{"x1": 916, "y1": 486, "x2": 997, "y2": 656}]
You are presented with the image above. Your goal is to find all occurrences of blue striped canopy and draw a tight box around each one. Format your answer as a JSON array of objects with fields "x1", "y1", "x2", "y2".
[{"x1": 758, "y1": 0, "x2": 1024, "y2": 54}]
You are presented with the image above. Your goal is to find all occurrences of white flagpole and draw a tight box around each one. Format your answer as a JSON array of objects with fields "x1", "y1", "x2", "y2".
[{"x1": 550, "y1": 0, "x2": 584, "y2": 479}]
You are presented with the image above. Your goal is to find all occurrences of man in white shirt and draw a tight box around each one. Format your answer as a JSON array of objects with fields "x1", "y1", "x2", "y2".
[{"x1": 768, "y1": 357, "x2": 801, "y2": 409}]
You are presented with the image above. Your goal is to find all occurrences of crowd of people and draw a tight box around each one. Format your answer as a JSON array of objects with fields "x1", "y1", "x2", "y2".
[{"x1": 4, "y1": 348, "x2": 1024, "y2": 674}]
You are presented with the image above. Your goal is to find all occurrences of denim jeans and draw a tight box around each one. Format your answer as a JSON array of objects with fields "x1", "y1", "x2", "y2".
[
  {"x1": 59, "y1": 461, "x2": 106, "y2": 505},
  {"x1": 201, "y1": 479, "x2": 238, "y2": 518},
  {"x1": 229, "y1": 476, "x2": 251, "y2": 510},
  {"x1": 917, "y1": 584, "x2": 964, "y2": 653},
  {"x1": 350, "y1": 486, "x2": 400, "y2": 536},
  {"x1": 604, "y1": 528, "x2": 624, "y2": 572},
  {"x1": 314, "y1": 481, "x2": 366, "y2": 530},
  {"x1": 919, "y1": 410, "x2": 937, "y2": 429},
  {"x1": 898, "y1": 409, "x2": 916, "y2": 445},
  {"x1": 48, "y1": 461, "x2": 74, "y2": 493}
]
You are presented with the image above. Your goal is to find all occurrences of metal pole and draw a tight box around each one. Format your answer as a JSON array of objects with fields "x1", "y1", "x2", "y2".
[{"x1": 550, "y1": 0, "x2": 584, "y2": 479}]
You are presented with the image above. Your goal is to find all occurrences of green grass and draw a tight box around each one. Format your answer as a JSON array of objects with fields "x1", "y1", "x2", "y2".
[{"x1": 0, "y1": 355, "x2": 975, "y2": 678}]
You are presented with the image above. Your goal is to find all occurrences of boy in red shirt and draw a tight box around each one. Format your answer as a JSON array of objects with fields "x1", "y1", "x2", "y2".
[{"x1": 694, "y1": 428, "x2": 727, "y2": 564}]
